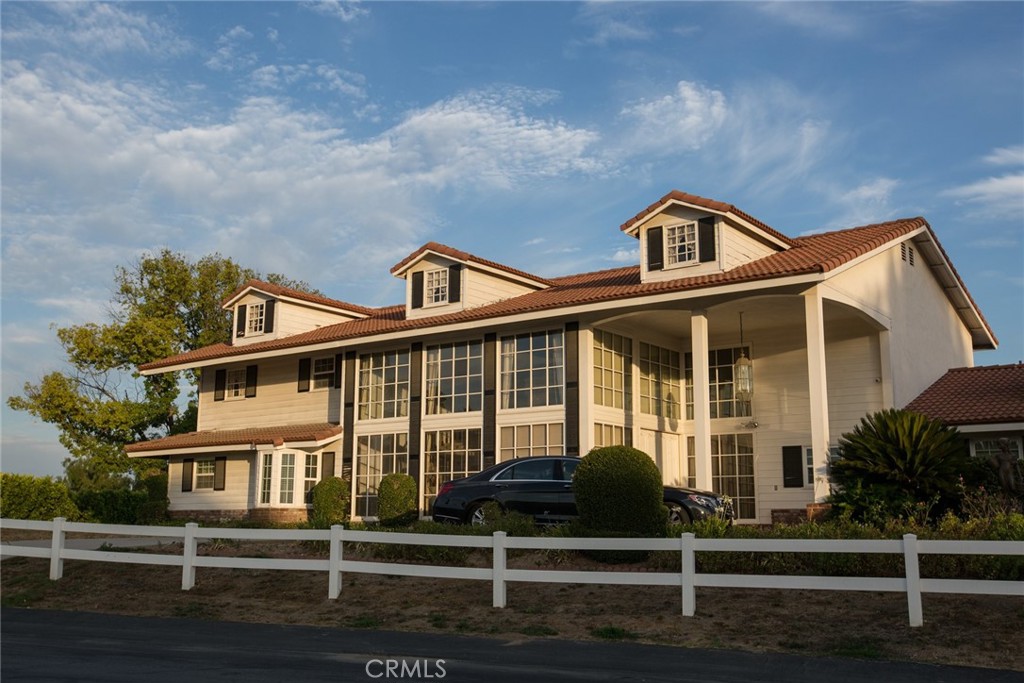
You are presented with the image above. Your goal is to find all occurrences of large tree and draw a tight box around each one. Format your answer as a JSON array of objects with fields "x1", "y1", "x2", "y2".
[{"x1": 9, "y1": 250, "x2": 318, "y2": 491}]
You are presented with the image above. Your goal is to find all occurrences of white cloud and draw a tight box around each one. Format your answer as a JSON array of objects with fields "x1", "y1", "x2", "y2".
[
  {"x1": 610, "y1": 248, "x2": 639, "y2": 263},
  {"x1": 753, "y1": 3, "x2": 864, "y2": 39},
  {"x1": 571, "y1": 3, "x2": 651, "y2": 48},
  {"x1": 943, "y1": 174, "x2": 1024, "y2": 219},
  {"x1": 983, "y1": 145, "x2": 1024, "y2": 166},
  {"x1": 206, "y1": 25, "x2": 257, "y2": 72},
  {"x1": 619, "y1": 81, "x2": 727, "y2": 155},
  {"x1": 300, "y1": 1, "x2": 369, "y2": 23}
]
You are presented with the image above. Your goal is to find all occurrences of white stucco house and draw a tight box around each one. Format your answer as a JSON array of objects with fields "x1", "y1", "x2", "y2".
[{"x1": 126, "y1": 190, "x2": 996, "y2": 524}]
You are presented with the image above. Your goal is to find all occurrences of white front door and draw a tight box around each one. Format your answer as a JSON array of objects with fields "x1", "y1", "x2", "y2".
[{"x1": 640, "y1": 430, "x2": 682, "y2": 487}]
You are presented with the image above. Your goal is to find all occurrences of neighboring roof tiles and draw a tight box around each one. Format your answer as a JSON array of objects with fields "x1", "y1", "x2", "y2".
[
  {"x1": 125, "y1": 423, "x2": 343, "y2": 454},
  {"x1": 389, "y1": 241, "x2": 554, "y2": 286},
  {"x1": 224, "y1": 279, "x2": 375, "y2": 317},
  {"x1": 905, "y1": 364, "x2": 1024, "y2": 426}
]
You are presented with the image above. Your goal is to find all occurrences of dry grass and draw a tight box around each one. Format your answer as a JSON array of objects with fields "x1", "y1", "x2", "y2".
[{"x1": 2, "y1": 538, "x2": 1022, "y2": 671}]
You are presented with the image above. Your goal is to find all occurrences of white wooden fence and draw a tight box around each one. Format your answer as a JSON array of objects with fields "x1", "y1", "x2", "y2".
[{"x1": 2, "y1": 517, "x2": 1021, "y2": 627}]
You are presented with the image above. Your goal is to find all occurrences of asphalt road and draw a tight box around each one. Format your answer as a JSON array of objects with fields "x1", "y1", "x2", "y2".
[{"x1": 2, "y1": 608, "x2": 1021, "y2": 683}]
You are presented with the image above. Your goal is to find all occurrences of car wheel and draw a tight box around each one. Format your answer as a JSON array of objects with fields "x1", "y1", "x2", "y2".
[
  {"x1": 467, "y1": 502, "x2": 488, "y2": 526},
  {"x1": 667, "y1": 503, "x2": 692, "y2": 525}
]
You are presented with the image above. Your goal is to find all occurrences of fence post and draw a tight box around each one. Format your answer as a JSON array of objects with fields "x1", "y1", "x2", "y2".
[
  {"x1": 681, "y1": 532, "x2": 696, "y2": 617},
  {"x1": 49, "y1": 517, "x2": 66, "y2": 580},
  {"x1": 492, "y1": 531, "x2": 507, "y2": 608},
  {"x1": 903, "y1": 533, "x2": 923, "y2": 627},
  {"x1": 181, "y1": 522, "x2": 198, "y2": 590},
  {"x1": 328, "y1": 525, "x2": 344, "y2": 600}
]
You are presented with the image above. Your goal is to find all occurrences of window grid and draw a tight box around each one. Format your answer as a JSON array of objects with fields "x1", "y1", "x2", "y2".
[
  {"x1": 313, "y1": 357, "x2": 335, "y2": 390},
  {"x1": 499, "y1": 423, "x2": 564, "y2": 460},
  {"x1": 805, "y1": 447, "x2": 815, "y2": 487},
  {"x1": 358, "y1": 350, "x2": 410, "y2": 420},
  {"x1": 500, "y1": 331, "x2": 564, "y2": 409},
  {"x1": 195, "y1": 460, "x2": 215, "y2": 490},
  {"x1": 593, "y1": 423, "x2": 632, "y2": 449},
  {"x1": 303, "y1": 454, "x2": 319, "y2": 503},
  {"x1": 279, "y1": 453, "x2": 295, "y2": 505},
  {"x1": 425, "y1": 341, "x2": 483, "y2": 414},
  {"x1": 684, "y1": 347, "x2": 753, "y2": 420},
  {"x1": 259, "y1": 454, "x2": 273, "y2": 505},
  {"x1": 593, "y1": 329, "x2": 632, "y2": 410},
  {"x1": 666, "y1": 222, "x2": 697, "y2": 266},
  {"x1": 423, "y1": 429, "x2": 482, "y2": 510},
  {"x1": 711, "y1": 433, "x2": 755, "y2": 520},
  {"x1": 639, "y1": 342, "x2": 681, "y2": 419},
  {"x1": 355, "y1": 433, "x2": 410, "y2": 517},
  {"x1": 226, "y1": 368, "x2": 247, "y2": 399},
  {"x1": 246, "y1": 302, "x2": 266, "y2": 335},
  {"x1": 686, "y1": 436, "x2": 696, "y2": 489},
  {"x1": 425, "y1": 268, "x2": 448, "y2": 304}
]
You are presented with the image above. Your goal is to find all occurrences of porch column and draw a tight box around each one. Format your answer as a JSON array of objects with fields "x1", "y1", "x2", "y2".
[
  {"x1": 879, "y1": 329, "x2": 895, "y2": 409},
  {"x1": 804, "y1": 287, "x2": 831, "y2": 501},
  {"x1": 690, "y1": 310, "x2": 712, "y2": 491}
]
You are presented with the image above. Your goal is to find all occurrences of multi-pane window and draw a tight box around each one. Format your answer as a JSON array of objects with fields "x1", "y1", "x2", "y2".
[
  {"x1": 972, "y1": 438, "x2": 1023, "y2": 460},
  {"x1": 303, "y1": 454, "x2": 319, "y2": 503},
  {"x1": 500, "y1": 331, "x2": 564, "y2": 409},
  {"x1": 686, "y1": 436, "x2": 696, "y2": 489},
  {"x1": 246, "y1": 302, "x2": 266, "y2": 335},
  {"x1": 279, "y1": 453, "x2": 295, "y2": 505},
  {"x1": 195, "y1": 460, "x2": 215, "y2": 490},
  {"x1": 684, "y1": 347, "x2": 753, "y2": 420},
  {"x1": 499, "y1": 423, "x2": 564, "y2": 460},
  {"x1": 423, "y1": 429, "x2": 482, "y2": 510},
  {"x1": 358, "y1": 350, "x2": 410, "y2": 420},
  {"x1": 804, "y1": 447, "x2": 815, "y2": 487},
  {"x1": 259, "y1": 453, "x2": 273, "y2": 505},
  {"x1": 425, "y1": 268, "x2": 448, "y2": 305},
  {"x1": 711, "y1": 433, "x2": 755, "y2": 520},
  {"x1": 355, "y1": 433, "x2": 410, "y2": 517},
  {"x1": 639, "y1": 342, "x2": 681, "y2": 419},
  {"x1": 425, "y1": 341, "x2": 483, "y2": 414},
  {"x1": 226, "y1": 368, "x2": 247, "y2": 399},
  {"x1": 666, "y1": 222, "x2": 697, "y2": 266},
  {"x1": 593, "y1": 329, "x2": 632, "y2": 410},
  {"x1": 313, "y1": 358, "x2": 335, "y2": 390},
  {"x1": 594, "y1": 423, "x2": 632, "y2": 449}
]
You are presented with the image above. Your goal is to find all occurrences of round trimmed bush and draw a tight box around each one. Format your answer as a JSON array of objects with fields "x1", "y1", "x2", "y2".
[
  {"x1": 377, "y1": 473, "x2": 418, "y2": 527},
  {"x1": 573, "y1": 445, "x2": 666, "y2": 537},
  {"x1": 310, "y1": 476, "x2": 351, "y2": 528}
]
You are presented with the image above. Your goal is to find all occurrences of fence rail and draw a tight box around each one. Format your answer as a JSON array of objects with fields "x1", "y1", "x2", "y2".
[{"x1": 2, "y1": 517, "x2": 1021, "y2": 627}]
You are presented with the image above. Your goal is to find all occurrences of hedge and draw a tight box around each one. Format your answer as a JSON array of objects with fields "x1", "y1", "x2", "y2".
[{"x1": 0, "y1": 473, "x2": 80, "y2": 521}]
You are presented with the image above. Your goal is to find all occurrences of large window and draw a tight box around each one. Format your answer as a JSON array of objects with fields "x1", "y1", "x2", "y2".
[
  {"x1": 425, "y1": 268, "x2": 449, "y2": 305},
  {"x1": 246, "y1": 302, "x2": 266, "y2": 335},
  {"x1": 195, "y1": 459, "x2": 215, "y2": 490},
  {"x1": 594, "y1": 423, "x2": 632, "y2": 449},
  {"x1": 711, "y1": 433, "x2": 755, "y2": 520},
  {"x1": 500, "y1": 330, "x2": 564, "y2": 409},
  {"x1": 303, "y1": 454, "x2": 319, "y2": 503},
  {"x1": 593, "y1": 329, "x2": 631, "y2": 410},
  {"x1": 355, "y1": 433, "x2": 410, "y2": 517},
  {"x1": 665, "y1": 222, "x2": 697, "y2": 266},
  {"x1": 639, "y1": 342, "x2": 681, "y2": 419},
  {"x1": 359, "y1": 350, "x2": 410, "y2": 420},
  {"x1": 499, "y1": 423, "x2": 564, "y2": 460},
  {"x1": 259, "y1": 453, "x2": 273, "y2": 505},
  {"x1": 423, "y1": 428, "x2": 482, "y2": 510},
  {"x1": 279, "y1": 453, "x2": 295, "y2": 505},
  {"x1": 425, "y1": 341, "x2": 483, "y2": 414},
  {"x1": 684, "y1": 347, "x2": 753, "y2": 419}
]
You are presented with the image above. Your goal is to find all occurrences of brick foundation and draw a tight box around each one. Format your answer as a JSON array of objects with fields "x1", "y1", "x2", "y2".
[
  {"x1": 169, "y1": 508, "x2": 310, "y2": 525},
  {"x1": 770, "y1": 508, "x2": 806, "y2": 525}
]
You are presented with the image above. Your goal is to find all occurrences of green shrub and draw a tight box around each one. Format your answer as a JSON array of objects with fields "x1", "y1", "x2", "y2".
[
  {"x1": 310, "y1": 476, "x2": 350, "y2": 528},
  {"x1": 74, "y1": 488, "x2": 148, "y2": 524},
  {"x1": 574, "y1": 445, "x2": 666, "y2": 538},
  {"x1": 377, "y1": 473, "x2": 418, "y2": 527},
  {"x1": 0, "y1": 473, "x2": 80, "y2": 521}
]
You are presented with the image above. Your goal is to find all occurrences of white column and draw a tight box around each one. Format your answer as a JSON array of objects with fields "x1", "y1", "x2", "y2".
[
  {"x1": 578, "y1": 327, "x2": 593, "y2": 455},
  {"x1": 804, "y1": 288, "x2": 831, "y2": 502},
  {"x1": 690, "y1": 310, "x2": 712, "y2": 491}
]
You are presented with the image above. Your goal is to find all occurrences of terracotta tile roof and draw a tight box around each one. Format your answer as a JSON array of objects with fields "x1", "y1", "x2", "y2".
[
  {"x1": 139, "y1": 216, "x2": 992, "y2": 372},
  {"x1": 125, "y1": 423, "x2": 343, "y2": 454},
  {"x1": 905, "y1": 364, "x2": 1024, "y2": 426},
  {"x1": 224, "y1": 279, "x2": 375, "y2": 317},
  {"x1": 619, "y1": 190, "x2": 796, "y2": 247},
  {"x1": 389, "y1": 241, "x2": 554, "y2": 286}
]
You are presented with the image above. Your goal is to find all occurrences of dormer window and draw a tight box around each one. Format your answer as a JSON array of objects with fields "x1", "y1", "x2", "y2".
[
  {"x1": 666, "y1": 222, "x2": 698, "y2": 266},
  {"x1": 247, "y1": 303, "x2": 266, "y2": 335},
  {"x1": 647, "y1": 216, "x2": 717, "y2": 272},
  {"x1": 235, "y1": 300, "x2": 275, "y2": 338},
  {"x1": 425, "y1": 268, "x2": 449, "y2": 305}
]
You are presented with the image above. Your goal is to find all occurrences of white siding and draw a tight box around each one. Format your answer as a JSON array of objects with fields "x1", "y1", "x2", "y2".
[
  {"x1": 232, "y1": 292, "x2": 358, "y2": 346},
  {"x1": 722, "y1": 226, "x2": 777, "y2": 271},
  {"x1": 464, "y1": 268, "x2": 537, "y2": 309},
  {"x1": 167, "y1": 455, "x2": 252, "y2": 512}
]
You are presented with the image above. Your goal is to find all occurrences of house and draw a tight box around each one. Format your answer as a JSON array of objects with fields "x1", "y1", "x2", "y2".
[
  {"x1": 906, "y1": 364, "x2": 1024, "y2": 474},
  {"x1": 125, "y1": 190, "x2": 997, "y2": 524}
]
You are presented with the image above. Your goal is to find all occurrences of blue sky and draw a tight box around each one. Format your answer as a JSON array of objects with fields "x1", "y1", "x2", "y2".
[{"x1": 2, "y1": 1, "x2": 1022, "y2": 477}]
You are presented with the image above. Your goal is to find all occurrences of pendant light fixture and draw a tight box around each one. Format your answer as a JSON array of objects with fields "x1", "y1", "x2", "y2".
[{"x1": 734, "y1": 312, "x2": 753, "y2": 401}]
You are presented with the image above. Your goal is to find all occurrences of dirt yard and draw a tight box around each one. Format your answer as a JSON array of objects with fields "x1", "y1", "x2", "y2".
[{"x1": 2, "y1": 536, "x2": 1021, "y2": 671}]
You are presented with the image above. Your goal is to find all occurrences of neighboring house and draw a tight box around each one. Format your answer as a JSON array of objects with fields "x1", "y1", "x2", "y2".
[
  {"x1": 125, "y1": 190, "x2": 997, "y2": 524},
  {"x1": 906, "y1": 364, "x2": 1024, "y2": 469}
]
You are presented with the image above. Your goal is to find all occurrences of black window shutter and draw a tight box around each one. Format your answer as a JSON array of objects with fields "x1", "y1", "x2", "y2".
[
  {"x1": 321, "y1": 452, "x2": 335, "y2": 480},
  {"x1": 333, "y1": 354, "x2": 343, "y2": 389},
  {"x1": 411, "y1": 271, "x2": 424, "y2": 309},
  {"x1": 264, "y1": 300, "x2": 276, "y2": 333},
  {"x1": 448, "y1": 264, "x2": 462, "y2": 303},
  {"x1": 782, "y1": 446, "x2": 804, "y2": 488},
  {"x1": 236, "y1": 305, "x2": 247, "y2": 337},
  {"x1": 214, "y1": 369, "x2": 227, "y2": 401},
  {"x1": 647, "y1": 227, "x2": 664, "y2": 271},
  {"x1": 213, "y1": 457, "x2": 227, "y2": 491},
  {"x1": 245, "y1": 365, "x2": 258, "y2": 398},
  {"x1": 297, "y1": 358, "x2": 311, "y2": 393},
  {"x1": 698, "y1": 217, "x2": 716, "y2": 263},
  {"x1": 181, "y1": 459, "x2": 194, "y2": 492}
]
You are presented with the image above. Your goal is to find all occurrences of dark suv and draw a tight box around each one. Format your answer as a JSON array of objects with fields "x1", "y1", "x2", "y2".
[{"x1": 431, "y1": 455, "x2": 732, "y2": 525}]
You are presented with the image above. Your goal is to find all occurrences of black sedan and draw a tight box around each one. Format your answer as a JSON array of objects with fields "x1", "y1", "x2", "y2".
[{"x1": 431, "y1": 455, "x2": 732, "y2": 525}]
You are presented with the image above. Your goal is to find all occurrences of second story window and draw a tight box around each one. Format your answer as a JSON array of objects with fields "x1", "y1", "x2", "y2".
[
  {"x1": 226, "y1": 368, "x2": 247, "y2": 399},
  {"x1": 666, "y1": 222, "x2": 698, "y2": 266},
  {"x1": 313, "y1": 357, "x2": 335, "y2": 390},
  {"x1": 246, "y1": 303, "x2": 266, "y2": 335},
  {"x1": 425, "y1": 268, "x2": 448, "y2": 305},
  {"x1": 358, "y1": 350, "x2": 410, "y2": 420},
  {"x1": 426, "y1": 341, "x2": 483, "y2": 414},
  {"x1": 500, "y1": 330, "x2": 564, "y2": 409}
]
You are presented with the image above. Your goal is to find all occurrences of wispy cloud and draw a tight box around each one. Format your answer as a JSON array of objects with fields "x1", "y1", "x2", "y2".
[
  {"x1": 206, "y1": 25, "x2": 257, "y2": 72},
  {"x1": 619, "y1": 81, "x2": 727, "y2": 155},
  {"x1": 571, "y1": 3, "x2": 651, "y2": 48},
  {"x1": 753, "y1": 3, "x2": 865, "y2": 39},
  {"x1": 943, "y1": 174, "x2": 1024, "y2": 219},
  {"x1": 984, "y1": 145, "x2": 1024, "y2": 166},
  {"x1": 300, "y1": 1, "x2": 369, "y2": 23}
]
